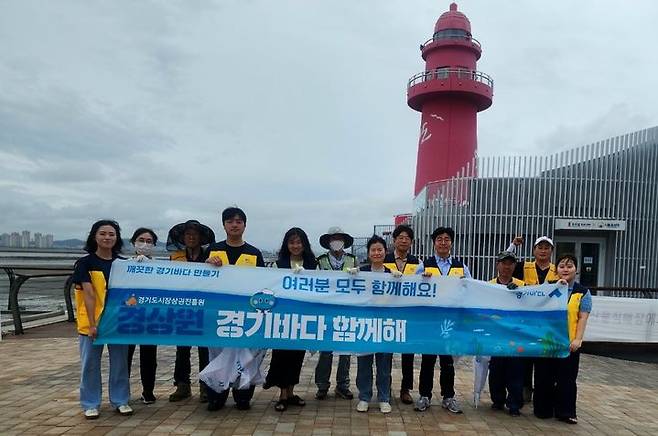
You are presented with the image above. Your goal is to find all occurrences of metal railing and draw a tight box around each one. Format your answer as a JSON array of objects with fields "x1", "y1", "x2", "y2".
[
  {"x1": 590, "y1": 287, "x2": 658, "y2": 299},
  {"x1": 422, "y1": 35, "x2": 481, "y2": 50},
  {"x1": 408, "y1": 68, "x2": 494, "y2": 89}
]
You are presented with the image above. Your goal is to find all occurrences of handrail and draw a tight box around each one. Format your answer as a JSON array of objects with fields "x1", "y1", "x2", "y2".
[
  {"x1": 422, "y1": 35, "x2": 481, "y2": 49},
  {"x1": 2, "y1": 265, "x2": 75, "y2": 334},
  {"x1": 408, "y1": 68, "x2": 494, "y2": 89}
]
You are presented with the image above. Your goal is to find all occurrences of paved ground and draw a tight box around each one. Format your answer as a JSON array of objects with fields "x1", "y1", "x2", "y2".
[{"x1": 1, "y1": 322, "x2": 657, "y2": 435}]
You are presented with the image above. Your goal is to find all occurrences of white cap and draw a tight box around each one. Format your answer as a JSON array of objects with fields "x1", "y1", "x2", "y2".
[{"x1": 533, "y1": 236, "x2": 554, "y2": 247}]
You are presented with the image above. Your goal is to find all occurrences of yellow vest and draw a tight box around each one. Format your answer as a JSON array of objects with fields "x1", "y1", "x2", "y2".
[
  {"x1": 75, "y1": 271, "x2": 108, "y2": 335},
  {"x1": 170, "y1": 250, "x2": 187, "y2": 262},
  {"x1": 383, "y1": 262, "x2": 419, "y2": 275},
  {"x1": 523, "y1": 261, "x2": 558, "y2": 285},
  {"x1": 488, "y1": 277, "x2": 525, "y2": 287},
  {"x1": 208, "y1": 250, "x2": 258, "y2": 267},
  {"x1": 567, "y1": 292, "x2": 584, "y2": 341}
]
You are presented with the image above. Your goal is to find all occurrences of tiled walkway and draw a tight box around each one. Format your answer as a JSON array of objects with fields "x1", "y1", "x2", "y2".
[{"x1": 1, "y1": 322, "x2": 657, "y2": 435}]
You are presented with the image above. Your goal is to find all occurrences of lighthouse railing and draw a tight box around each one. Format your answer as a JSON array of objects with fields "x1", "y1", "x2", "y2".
[{"x1": 407, "y1": 68, "x2": 494, "y2": 89}]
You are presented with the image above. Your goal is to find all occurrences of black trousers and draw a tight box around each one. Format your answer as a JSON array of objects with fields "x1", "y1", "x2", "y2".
[
  {"x1": 533, "y1": 352, "x2": 580, "y2": 419},
  {"x1": 265, "y1": 349, "x2": 306, "y2": 389},
  {"x1": 523, "y1": 357, "x2": 535, "y2": 390},
  {"x1": 207, "y1": 384, "x2": 256, "y2": 406},
  {"x1": 127, "y1": 344, "x2": 157, "y2": 395},
  {"x1": 418, "y1": 354, "x2": 455, "y2": 399},
  {"x1": 489, "y1": 357, "x2": 524, "y2": 411},
  {"x1": 401, "y1": 353, "x2": 415, "y2": 390},
  {"x1": 173, "y1": 346, "x2": 209, "y2": 385}
]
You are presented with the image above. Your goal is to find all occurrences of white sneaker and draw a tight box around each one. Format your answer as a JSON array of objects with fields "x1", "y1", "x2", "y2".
[
  {"x1": 379, "y1": 402, "x2": 392, "y2": 414},
  {"x1": 356, "y1": 400, "x2": 369, "y2": 412},
  {"x1": 84, "y1": 408, "x2": 99, "y2": 419},
  {"x1": 116, "y1": 404, "x2": 134, "y2": 416}
]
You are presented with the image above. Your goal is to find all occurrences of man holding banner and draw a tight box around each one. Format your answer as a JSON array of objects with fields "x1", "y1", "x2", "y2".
[
  {"x1": 203, "y1": 207, "x2": 266, "y2": 411},
  {"x1": 382, "y1": 224, "x2": 420, "y2": 405},
  {"x1": 414, "y1": 227, "x2": 469, "y2": 414}
]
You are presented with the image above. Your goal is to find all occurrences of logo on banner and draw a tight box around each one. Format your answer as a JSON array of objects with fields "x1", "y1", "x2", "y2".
[{"x1": 249, "y1": 289, "x2": 276, "y2": 312}]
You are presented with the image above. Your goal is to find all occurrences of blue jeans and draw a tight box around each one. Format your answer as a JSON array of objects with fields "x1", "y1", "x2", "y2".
[
  {"x1": 356, "y1": 353, "x2": 392, "y2": 402},
  {"x1": 79, "y1": 335, "x2": 130, "y2": 410},
  {"x1": 315, "y1": 352, "x2": 350, "y2": 391}
]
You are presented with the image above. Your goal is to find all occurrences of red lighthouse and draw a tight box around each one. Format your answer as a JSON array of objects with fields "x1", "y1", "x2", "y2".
[{"x1": 408, "y1": 3, "x2": 493, "y2": 196}]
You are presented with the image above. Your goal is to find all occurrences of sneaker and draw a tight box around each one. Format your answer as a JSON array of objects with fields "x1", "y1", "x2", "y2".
[
  {"x1": 400, "y1": 389, "x2": 413, "y2": 405},
  {"x1": 169, "y1": 383, "x2": 192, "y2": 402},
  {"x1": 356, "y1": 400, "x2": 369, "y2": 412},
  {"x1": 84, "y1": 408, "x2": 99, "y2": 419},
  {"x1": 141, "y1": 393, "x2": 156, "y2": 404},
  {"x1": 379, "y1": 402, "x2": 392, "y2": 414},
  {"x1": 414, "y1": 396, "x2": 431, "y2": 412},
  {"x1": 116, "y1": 404, "x2": 133, "y2": 416},
  {"x1": 509, "y1": 408, "x2": 521, "y2": 417},
  {"x1": 441, "y1": 397, "x2": 463, "y2": 414},
  {"x1": 335, "y1": 387, "x2": 354, "y2": 400},
  {"x1": 315, "y1": 390, "x2": 328, "y2": 400}
]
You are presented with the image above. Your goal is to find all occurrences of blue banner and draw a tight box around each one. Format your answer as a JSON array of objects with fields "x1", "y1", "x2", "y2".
[{"x1": 96, "y1": 260, "x2": 570, "y2": 357}]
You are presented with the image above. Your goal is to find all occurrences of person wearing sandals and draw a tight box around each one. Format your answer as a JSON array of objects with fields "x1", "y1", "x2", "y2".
[
  {"x1": 73, "y1": 220, "x2": 132, "y2": 419},
  {"x1": 533, "y1": 253, "x2": 592, "y2": 425},
  {"x1": 264, "y1": 227, "x2": 317, "y2": 412},
  {"x1": 126, "y1": 228, "x2": 159, "y2": 404},
  {"x1": 166, "y1": 220, "x2": 216, "y2": 403},
  {"x1": 355, "y1": 235, "x2": 403, "y2": 414}
]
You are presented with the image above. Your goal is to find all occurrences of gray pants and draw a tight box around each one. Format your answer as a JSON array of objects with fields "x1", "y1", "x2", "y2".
[{"x1": 315, "y1": 352, "x2": 351, "y2": 391}]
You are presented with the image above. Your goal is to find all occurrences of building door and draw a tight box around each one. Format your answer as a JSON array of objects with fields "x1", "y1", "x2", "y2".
[{"x1": 554, "y1": 237, "x2": 606, "y2": 287}]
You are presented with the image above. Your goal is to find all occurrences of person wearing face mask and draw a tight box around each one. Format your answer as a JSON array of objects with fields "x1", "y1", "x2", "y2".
[
  {"x1": 126, "y1": 228, "x2": 159, "y2": 404},
  {"x1": 533, "y1": 254, "x2": 591, "y2": 425},
  {"x1": 314, "y1": 226, "x2": 358, "y2": 401},
  {"x1": 165, "y1": 220, "x2": 216, "y2": 403},
  {"x1": 506, "y1": 236, "x2": 559, "y2": 403}
]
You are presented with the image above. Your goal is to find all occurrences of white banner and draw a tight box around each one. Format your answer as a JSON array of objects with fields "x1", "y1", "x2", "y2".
[{"x1": 585, "y1": 296, "x2": 658, "y2": 343}]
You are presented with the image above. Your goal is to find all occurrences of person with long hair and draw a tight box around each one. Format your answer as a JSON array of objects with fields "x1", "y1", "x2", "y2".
[
  {"x1": 72, "y1": 220, "x2": 131, "y2": 419},
  {"x1": 263, "y1": 227, "x2": 317, "y2": 411},
  {"x1": 126, "y1": 228, "x2": 159, "y2": 404}
]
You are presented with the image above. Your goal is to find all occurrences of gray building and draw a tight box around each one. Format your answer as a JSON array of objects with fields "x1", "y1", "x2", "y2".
[{"x1": 411, "y1": 126, "x2": 658, "y2": 288}]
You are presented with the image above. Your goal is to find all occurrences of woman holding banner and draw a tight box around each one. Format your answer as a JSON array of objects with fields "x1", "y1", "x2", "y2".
[
  {"x1": 126, "y1": 228, "x2": 159, "y2": 404},
  {"x1": 263, "y1": 227, "x2": 317, "y2": 412},
  {"x1": 73, "y1": 220, "x2": 131, "y2": 419},
  {"x1": 533, "y1": 253, "x2": 592, "y2": 424},
  {"x1": 355, "y1": 235, "x2": 402, "y2": 414}
]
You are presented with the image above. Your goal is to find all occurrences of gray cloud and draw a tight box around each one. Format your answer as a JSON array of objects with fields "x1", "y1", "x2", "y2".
[{"x1": 1, "y1": 0, "x2": 657, "y2": 250}]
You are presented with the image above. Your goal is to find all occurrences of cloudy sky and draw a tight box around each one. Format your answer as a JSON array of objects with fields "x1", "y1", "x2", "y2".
[{"x1": 1, "y1": 0, "x2": 657, "y2": 251}]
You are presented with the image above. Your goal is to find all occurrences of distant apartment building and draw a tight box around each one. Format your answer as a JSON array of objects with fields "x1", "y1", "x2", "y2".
[
  {"x1": 21, "y1": 230, "x2": 30, "y2": 248},
  {"x1": 9, "y1": 232, "x2": 20, "y2": 247},
  {"x1": 0, "y1": 230, "x2": 55, "y2": 248}
]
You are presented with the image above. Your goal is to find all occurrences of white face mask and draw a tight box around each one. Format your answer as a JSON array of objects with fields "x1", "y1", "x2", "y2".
[
  {"x1": 135, "y1": 242, "x2": 154, "y2": 257},
  {"x1": 329, "y1": 240, "x2": 344, "y2": 252}
]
